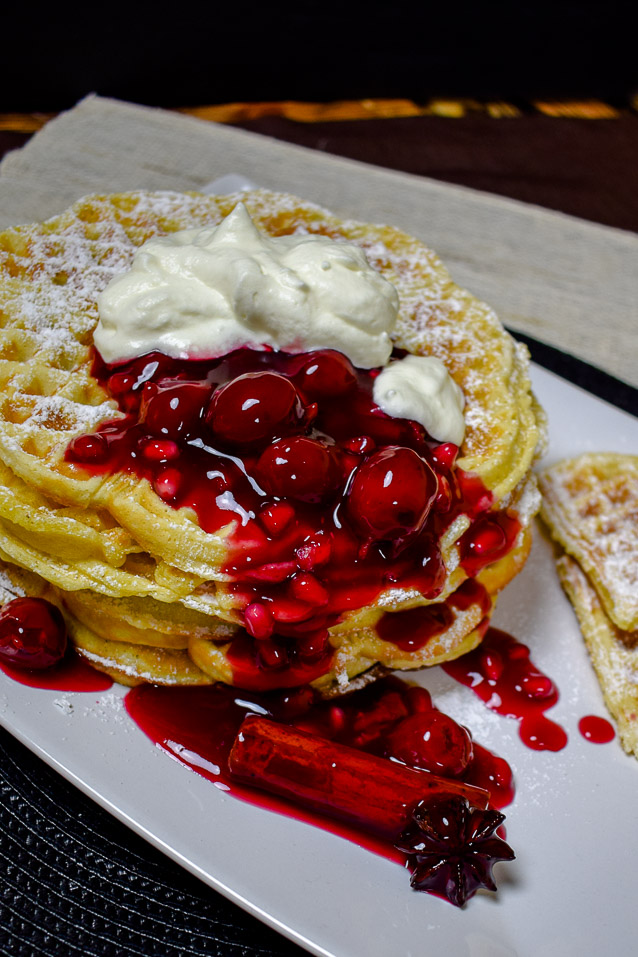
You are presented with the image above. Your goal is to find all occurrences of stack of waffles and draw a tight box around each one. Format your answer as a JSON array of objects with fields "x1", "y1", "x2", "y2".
[
  {"x1": 540, "y1": 454, "x2": 638, "y2": 755},
  {"x1": 0, "y1": 189, "x2": 545, "y2": 692}
]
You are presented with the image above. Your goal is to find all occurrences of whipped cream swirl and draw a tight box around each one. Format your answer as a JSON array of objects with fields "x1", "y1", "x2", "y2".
[{"x1": 95, "y1": 203, "x2": 399, "y2": 369}]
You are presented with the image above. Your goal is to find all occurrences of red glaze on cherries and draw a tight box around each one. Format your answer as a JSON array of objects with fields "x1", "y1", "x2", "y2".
[
  {"x1": 66, "y1": 347, "x2": 520, "y2": 688},
  {"x1": 295, "y1": 350, "x2": 358, "y2": 399}
]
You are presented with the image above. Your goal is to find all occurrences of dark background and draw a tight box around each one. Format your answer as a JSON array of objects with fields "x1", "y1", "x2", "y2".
[{"x1": 3, "y1": 0, "x2": 636, "y2": 111}]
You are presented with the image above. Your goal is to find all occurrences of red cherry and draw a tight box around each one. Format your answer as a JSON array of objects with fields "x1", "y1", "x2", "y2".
[
  {"x1": 275, "y1": 686, "x2": 316, "y2": 720},
  {"x1": 259, "y1": 501, "x2": 296, "y2": 536},
  {"x1": 153, "y1": 467, "x2": 182, "y2": 501},
  {"x1": 107, "y1": 371, "x2": 142, "y2": 413},
  {"x1": 295, "y1": 350, "x2": 357, "y2": 399},
  {"x1": 289, "y1": 572, "x2": 329, "y2": 606},
  {"x1": 480, "y1": 648, "x2": 504, "y2": 682},
  {"x1": 66, "y1": 432, "x2": 108, "y2": 464},
  {"x1": 434, "y1": 474, "x2": 453, "y2": 513},
  {"x1": 269, "y1": 598, "x2": 314, "y2": 624},
  {"x1": 256, "y1": 436, "x2": 340, "y2": 502},
  {"x1": 106, "y1": 354, "x2": 178, "y2": 412},
  {"x1": 430, "y1": 443, "x2": 459, "y2": 471},
  {"x1": 140, "y1": 438, "x2": 180, "y2": 462},
  {"x1": 207, "y1": 371, "x2": 306, "y2": 447},
  {"x1": 405, "y1": 685, "x2": 434, "y2": 714},
  {"x1": 107, "y1": 370, "x2": 137, "y2": 398},
  {"x1": 258, "y1": 638, "x2": 290, "y2": 670},
  {"x1": 0, "y1": 597, "x2": 67, "y2": 670},
  {"x1": 468, "y1": 518, "x2": 508, "y2": 557},
  {"x1": 347, "y1": 393, "x2": 427, "y2": 451},
  {"x1": 346, "y1": 446, "x2": 437, "y2": 543},
  {"x1": 140, "y1": 381, "x2": 211, "y2": 440},
  {"x1": 384, "y1": 711, "x2": 473, "y2": 777},
  {"x1": 244, "y1": 602, "x2": 274, "y2": 639},
  {"x1": 349, "y1": 690, "x2": 410, "y2": 747},
  {"x1": 328, "y1": 704, "x2": 347, "y2": 734},
  {"x1": 244, "y1": 561, "x2": 297, "y2": 583}
]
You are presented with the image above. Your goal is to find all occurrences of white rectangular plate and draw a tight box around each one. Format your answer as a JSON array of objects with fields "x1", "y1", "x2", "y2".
[{"x1": 1, "y1": 363, "x2": 637, "y2": 957}]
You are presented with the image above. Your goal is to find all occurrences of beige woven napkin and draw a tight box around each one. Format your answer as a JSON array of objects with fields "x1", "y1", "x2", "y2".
[{"x1": 1, "y1": 95, "x2": 636, "y2": 387}]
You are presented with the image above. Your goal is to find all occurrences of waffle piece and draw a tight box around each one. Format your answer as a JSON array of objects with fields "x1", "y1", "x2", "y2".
[
  {"x1": 0, "y1": 190, "x2": 545, "y2": 689},
  {"x1": 540, "y1": 453, "x2": 638, "y2": 632},
  {"x1": 557, "y1": 555, "x2": 638, "y2": 757}
]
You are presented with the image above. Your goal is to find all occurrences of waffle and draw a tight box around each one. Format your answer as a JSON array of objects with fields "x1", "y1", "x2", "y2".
[
  {"x1": 540, "y1": 454, "x2": 638, "y2": 632},
  {"x1": 557, "y1": 556, "x2": 638, "y2": 757},
  {"x1": 540, "y1": 453, "x2": 638, "y2": 755},
  {"x1": 0, "y1": 189, "x2": 545, "y2": 690}
]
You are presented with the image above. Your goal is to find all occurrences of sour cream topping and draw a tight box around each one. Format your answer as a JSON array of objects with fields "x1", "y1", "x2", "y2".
[
  {"x1": 95, "y1": 203, "x2": 398, "y2": 369},
  {"x1": 373, "y1": 354, "x2": 465, "y2": 445}
]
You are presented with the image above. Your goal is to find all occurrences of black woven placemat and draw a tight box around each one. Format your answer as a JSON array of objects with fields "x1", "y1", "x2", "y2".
[
  {"x1": 0, "y1": 340, "x2": 635, "y2": 957},
  {"x1": 0, "y1": 728, "x2": 306, "y2": 957}
]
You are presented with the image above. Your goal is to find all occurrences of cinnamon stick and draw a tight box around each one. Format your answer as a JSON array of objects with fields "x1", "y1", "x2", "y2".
[{"x1": 228, "y1": 716, "x2": 490, "y2": 841}]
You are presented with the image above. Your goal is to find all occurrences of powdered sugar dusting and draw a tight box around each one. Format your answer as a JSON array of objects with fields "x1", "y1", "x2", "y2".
[
  {"x1": 26, "y1": 394, "x2": 118, "y2": 432},
  {"x1": 541, "y1": 454, "x2": 638, "y2": 629}
]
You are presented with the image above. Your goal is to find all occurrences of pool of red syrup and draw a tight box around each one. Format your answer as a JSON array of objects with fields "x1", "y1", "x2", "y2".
[
  {"x1": 0, "y1": 652, "x2": 113, "y2": 692},
  {"x1": 579, "y1": 715, "x2": 615, "y2": 743},
  {"x1": 443, "y1": 628, "x2": 568, "y2": 751},
  {"x1": 65, "y1": 347, "x2": 520, "y2": 690},
  {"x1": 125, "y1": 673, "x2": 515, "y2": 864}
]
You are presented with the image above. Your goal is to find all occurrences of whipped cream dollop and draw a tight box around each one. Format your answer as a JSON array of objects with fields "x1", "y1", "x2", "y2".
[
  {"x1": 95, "y1": 203, "x2": 399, "y2": 369},
  {"x1": 373, "y1": 355, "x2": 465, "y2": 445}
]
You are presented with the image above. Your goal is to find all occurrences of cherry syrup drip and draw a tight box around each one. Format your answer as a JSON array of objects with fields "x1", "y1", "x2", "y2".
[
  {"x1": 125, "y1": 674, "x2": 515, "y2": 864},
  {"x1": 578, "y1": 715, "x2": 615, "y2": 744},
  {"x1": 65, "y1": 347, "x2": 519, "y2": 689},
  {"x1": 0, "y1": 654, "x2": 113, "y2": 692},
  {"x1": 376, "y1": 579, "x2": 491, "y2": 652},
  {"x1": 443, "y1": 628, "x2": 568, "y2": 752}
]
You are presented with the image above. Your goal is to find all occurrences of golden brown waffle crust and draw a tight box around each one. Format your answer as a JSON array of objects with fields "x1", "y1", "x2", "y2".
[
  {"x1": 540, "y1": 453, "x2": 638, "y2": 632},
  {"x1": 557, "y1": 554, "x2": 638, "y2": 758}
]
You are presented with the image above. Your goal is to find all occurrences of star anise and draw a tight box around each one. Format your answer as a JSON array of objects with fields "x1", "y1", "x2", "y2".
[{"x1": 394, "y1": 795, "x2": 515, "y2": 907}]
